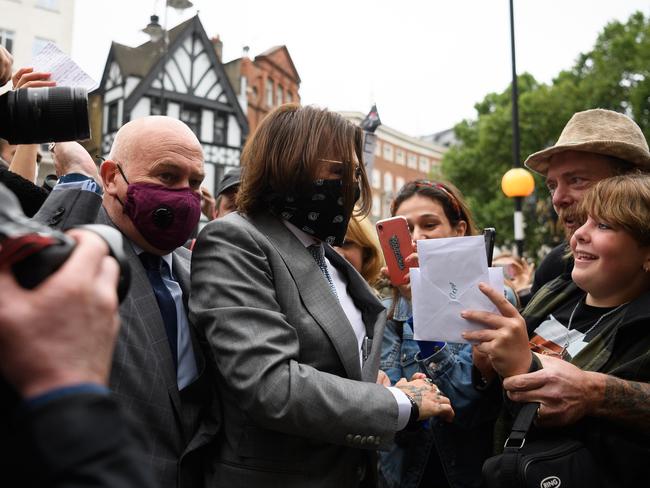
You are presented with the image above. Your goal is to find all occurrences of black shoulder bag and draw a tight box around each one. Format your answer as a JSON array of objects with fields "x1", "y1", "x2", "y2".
[{"x1": 482, "y1": 402, "x2": 602, "y2": 488}]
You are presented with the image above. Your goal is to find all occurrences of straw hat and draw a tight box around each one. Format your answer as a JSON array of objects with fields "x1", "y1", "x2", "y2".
[{"x1": 524, "y1": 108, "x2": 650, "y2": 175}]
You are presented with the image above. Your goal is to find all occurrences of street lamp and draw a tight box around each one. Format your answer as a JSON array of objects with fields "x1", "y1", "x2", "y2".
[
  {"x1": 502, "y1": 168, "x2": 534, "y2": 256},
  {"x1": 506, "y1": 0, "x2": 528, "y2": 257},
  {"x1": 142, "y1": 1, "x2": 194, "y2": 115}
]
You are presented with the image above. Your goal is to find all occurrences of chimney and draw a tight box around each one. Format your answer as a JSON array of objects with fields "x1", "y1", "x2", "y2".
[{"x1": 211, "y1": 35, "x2": 223, "y2": 61}]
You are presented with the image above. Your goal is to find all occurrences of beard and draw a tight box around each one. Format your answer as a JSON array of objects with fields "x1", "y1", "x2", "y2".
[{"x1": 557, "y1": 204, "x2": 582, "y2": 239}]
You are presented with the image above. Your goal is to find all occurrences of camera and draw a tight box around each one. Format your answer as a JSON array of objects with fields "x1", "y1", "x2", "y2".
[
  {"x1": 0, "y1": 86, "x2": 90, "y2": 144},
  {"x1": 0, "y1": 185, "x2": 130, "y2": 301}
]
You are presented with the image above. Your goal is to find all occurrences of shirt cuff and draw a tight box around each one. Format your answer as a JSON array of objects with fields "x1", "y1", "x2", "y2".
[
  {"x1": 387, "y1": 386, "x2": 412, "y2": 430},
  {"x1": 53, "y1": 174, "x2": 102, "y2": 195},
  {"x1": 25, "y1": 383, "x2": 110, "y2": 410}
]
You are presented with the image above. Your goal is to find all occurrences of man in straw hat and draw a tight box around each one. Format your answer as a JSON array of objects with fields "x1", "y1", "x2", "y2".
[
  {"x1": 526, "y1": 108, "x2": 650, "y2": 294},
  {"x1": 501, "y1": 108, "x2": 650, "y2": 430}
]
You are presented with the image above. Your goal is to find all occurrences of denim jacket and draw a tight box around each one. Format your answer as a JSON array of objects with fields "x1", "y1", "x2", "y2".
[{"x1": 378, "y1": 296, "x2": 498, "y2": 488}]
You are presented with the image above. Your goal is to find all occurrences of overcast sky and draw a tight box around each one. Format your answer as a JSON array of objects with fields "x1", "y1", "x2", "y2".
[{"x1": 72, "y1": 0, "x2": 649, "y2": 137}]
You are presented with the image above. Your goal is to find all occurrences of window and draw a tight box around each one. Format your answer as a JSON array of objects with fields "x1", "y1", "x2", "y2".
[
  {"x1": 407, "y1": 153, "x2": 417, "y2": 169},
  {"x1": 383, "y1": 143, "x2": 393, "y2": 162},
  {"x1": 419, "y1": 156, "x2": 430, "y2": 173},
  {"x1": 36, "y1": 0, "x2": 59, "y2": 10},
  {"x1": 107, "y1": 102, "x2": 119, "y2": 133},
  {"x1": 32, "y1": 37, "x2": 52, "y2": 58},
  {"x1": 372, "y1": 169, "x2": 381, "y2": 189},
  {"x1": 0, "y1": 29, "x2": 15, "y2": 54},
  {"x1": 383, "y1": 172, "x2": 393, "y2": 193},
  {"x1": 180, "y1": 104, "x2": 201, "y2": 137},
  {"x1": 266, "y1": 79, "x2": 274, "y2": 107},
  {"x1": 213, "y1": 112, "x2": 228, "y2": 145},
  {"x1": 396, "y1": 176, "x2": 405, "y2": 193},
  {"x1": 372, "y1": 194, "x2": 381, "y2": 217},
  {"x1": 286, "y1": 91, "x2": 293, "y2": 104},
  {"x1": 276, "y1": 85, "x2": 283, "y2": 106},
  {"x1": 395, "y1": 149, "x2": 405, "y2": 165},
  {"x1": 150, "y1": 96, "x2": 167, "y2": 116},
  {"x1": 374, "y1": 141, "x2": 381, "y2": 157}
]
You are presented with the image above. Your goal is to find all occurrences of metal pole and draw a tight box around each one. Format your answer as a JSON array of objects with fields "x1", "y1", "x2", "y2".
[
  {"x1": 160, "y1": 5, "x2": 169, "y2": 115},
  {"x1": 509, "y1": 0, "x2": 524, "y2": 256}
]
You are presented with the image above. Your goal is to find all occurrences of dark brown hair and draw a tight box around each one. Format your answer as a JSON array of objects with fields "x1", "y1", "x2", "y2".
[
  {"x1": 390, "y1": 179, "x2": 478, "y2": 236},
  {"x1": 237, "y1": 104, "x2": 371, "y2": 217}
]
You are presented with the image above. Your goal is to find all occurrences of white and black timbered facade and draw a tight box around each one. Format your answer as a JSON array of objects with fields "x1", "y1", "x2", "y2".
[{"x1": 96, "y1": 16, "x2": 249, "y2": 195}]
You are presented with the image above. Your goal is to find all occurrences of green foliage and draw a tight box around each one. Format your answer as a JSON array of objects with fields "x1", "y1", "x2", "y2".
[{"x1": 441, "y1": 11, "x2": 650, "y2": 261}]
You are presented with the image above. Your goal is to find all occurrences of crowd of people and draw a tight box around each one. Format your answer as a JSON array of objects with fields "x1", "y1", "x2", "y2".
[{"x1": 1, "y1": 43, "x2": 650, "y2": 488}]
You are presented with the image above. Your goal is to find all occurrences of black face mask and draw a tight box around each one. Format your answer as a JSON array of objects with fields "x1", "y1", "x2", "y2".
[{"x1": 272, "y1": 179, "x2": 360, "y2": 246}]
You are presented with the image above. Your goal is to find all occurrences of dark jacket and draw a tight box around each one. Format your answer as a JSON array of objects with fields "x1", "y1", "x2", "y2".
[
  {"x1": 506, "y1": 275, "x2": 650, "y2": 487},
  {"x1": 3, "y1": 393, "x2": 156, "y2": 488},
  {"x1": 530, "y1": 242, "x2": 573, "y2": 295}
]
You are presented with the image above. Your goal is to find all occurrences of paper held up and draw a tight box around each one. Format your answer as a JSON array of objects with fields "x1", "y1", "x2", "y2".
[
  {"x1": 31, "y1": 42, "x2": 98, "y2": 91},
  {"x1": 411, "y1": 235, "x2": 504, "y2": 343}
]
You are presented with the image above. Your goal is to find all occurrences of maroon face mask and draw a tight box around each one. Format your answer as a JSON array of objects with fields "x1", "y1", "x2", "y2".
[{"x1": 117, "y1": 165, "x2": 201, "y2": 251}]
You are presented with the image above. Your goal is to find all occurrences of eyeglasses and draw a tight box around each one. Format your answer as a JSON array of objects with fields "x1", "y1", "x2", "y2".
[{"x1": 319, "y1": 158, "x2": 362, "y2": 180}]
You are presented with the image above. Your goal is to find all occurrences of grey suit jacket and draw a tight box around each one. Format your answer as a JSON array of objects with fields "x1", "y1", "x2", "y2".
[
  {"x1": 190, "y1": 211, "x2": 400, "y2": 488},
  {"x1": 34, "y1": 190, "x2": 219, "y2": 488}
]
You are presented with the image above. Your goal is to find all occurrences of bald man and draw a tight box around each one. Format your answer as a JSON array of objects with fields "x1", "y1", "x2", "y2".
[{"x1": 35, "y1": 117, "x2": 218, "y2": 488}]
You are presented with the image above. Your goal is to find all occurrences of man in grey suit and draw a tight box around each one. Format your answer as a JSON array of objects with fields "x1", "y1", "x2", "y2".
[
  {"x1": 190, "y1": 105, "x2": 453, "y2": 487},
  {"x1": 35, "y1": 118, "x2": 218, "y2": 488}
]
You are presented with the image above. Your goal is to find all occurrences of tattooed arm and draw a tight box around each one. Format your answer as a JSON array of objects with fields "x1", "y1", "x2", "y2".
[
  {"x1": 590, "y1": 376, "x2": 650, "y2": 430},
  {"x1": 502, "y1": 354, "x2": 650, "y2": 431}
]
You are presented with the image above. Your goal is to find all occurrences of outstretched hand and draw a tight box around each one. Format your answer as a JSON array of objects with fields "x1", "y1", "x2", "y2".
[
  {"x1": 0, "y1": 46, "x2": 12, "y2": 86},
  {"x1": 461, "y1": 282, "x2": 532, "y2": 378},
  {"x1": 0, "y1": 230, "x2": 120, "y2": 398},
  {"x1": 396, "y1": 376, "x2": 455, "y2": 423},
  {"x1": 51, "y1": 141, "x2": 99, "y2": 180},
  {"x1": 12, "y1": 67, "x2": 56, "y2": 89},
  {"x1": 503, "y1": 354, "x2": 602, "y2": 427},
  {"x1": 381, "y1": 251, "x2": 418, "y2": 300}
]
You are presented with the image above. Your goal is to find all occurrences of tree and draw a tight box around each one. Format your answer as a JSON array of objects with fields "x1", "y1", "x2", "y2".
[{"x1": 440, "y1": 11, "x2": 650, "y2": 260}]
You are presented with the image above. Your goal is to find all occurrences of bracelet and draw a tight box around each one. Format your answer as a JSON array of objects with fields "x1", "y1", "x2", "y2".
[{"x1": 404, "y1": 393, "x2": 420, "y2": 427}]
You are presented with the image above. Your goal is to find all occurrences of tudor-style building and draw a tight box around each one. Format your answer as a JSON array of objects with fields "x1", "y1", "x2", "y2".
[{"x1": 92, "y1": 15, "x2": 248, "y2": 195}]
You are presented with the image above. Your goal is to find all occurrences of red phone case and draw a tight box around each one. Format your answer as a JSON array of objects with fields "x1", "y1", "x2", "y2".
[{"x1": 376, "y1": 216, "x2": 413, "y2": 286}]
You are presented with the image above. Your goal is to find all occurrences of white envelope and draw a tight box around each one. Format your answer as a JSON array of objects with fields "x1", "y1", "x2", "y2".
[{"x1": 411, "y1": 235, "x2": 504, "y2": 343}]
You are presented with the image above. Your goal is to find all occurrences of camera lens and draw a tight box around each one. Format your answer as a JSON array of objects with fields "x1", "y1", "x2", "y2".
[{"x1": 0, "y1": 86, "x2": 90, "y2": 144}]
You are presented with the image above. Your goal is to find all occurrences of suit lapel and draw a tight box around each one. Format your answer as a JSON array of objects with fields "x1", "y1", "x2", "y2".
[
  {"x1": 325, "y1": 245, "x2": 387, "y2": 382},
  {"x1": 97, "y1": 208, "x2": 183, "y2": 416},
  {"x1": 250, "y1": 212, "x2": 363, "y2": 380}
]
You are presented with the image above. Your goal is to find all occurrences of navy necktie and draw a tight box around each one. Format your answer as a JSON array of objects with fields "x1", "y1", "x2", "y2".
[
  {"x1": 139, "y1": 252, "x2": 178, "y2": 370},
  {"x1": 308, "y1": 244, "x2": 339, "y2": 299}
]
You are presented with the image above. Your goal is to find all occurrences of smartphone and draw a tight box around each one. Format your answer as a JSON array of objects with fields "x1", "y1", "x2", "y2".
[
  {"x1": 483, "y1": 227, "x2": 496, "y2": 267},
  {"x1": 376, "y1": 216, "x2": 413, "y2": 286}
]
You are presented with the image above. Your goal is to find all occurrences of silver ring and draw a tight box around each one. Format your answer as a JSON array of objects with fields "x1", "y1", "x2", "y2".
[{"x1": 424, "y1": 378, "x2": 434, "y2": 385}]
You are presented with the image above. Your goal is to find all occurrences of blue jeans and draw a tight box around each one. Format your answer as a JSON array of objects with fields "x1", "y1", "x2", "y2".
[{"x1": 378, "y1": 297, "x2": 498, "y2": 488}]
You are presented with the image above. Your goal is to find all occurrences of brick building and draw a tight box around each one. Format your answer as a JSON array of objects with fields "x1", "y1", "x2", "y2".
[
  {"x1": 340, "y1": 112, "x2": 448, "y2": 220},
  {"x1": 224, "y1": 45, "x2": 301, "y2": 134}
]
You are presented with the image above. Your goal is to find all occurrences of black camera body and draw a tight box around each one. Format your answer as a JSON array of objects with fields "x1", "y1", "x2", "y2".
[{"x1": 0, "y1": 186, "x2": 130, "y2": 301}]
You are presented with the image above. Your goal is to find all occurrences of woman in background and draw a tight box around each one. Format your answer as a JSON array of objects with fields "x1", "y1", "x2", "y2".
[
  {"x1": 379, "y1": 180, "x2": 494, "y2": 488},
  {"x1": 334, "y1": 214, "x2": 386, "y2": 295}
]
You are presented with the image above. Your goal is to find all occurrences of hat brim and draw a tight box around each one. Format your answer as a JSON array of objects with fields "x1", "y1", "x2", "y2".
[{"x1": 524, "y1": 140, "x2": 650, "y2": 175}]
